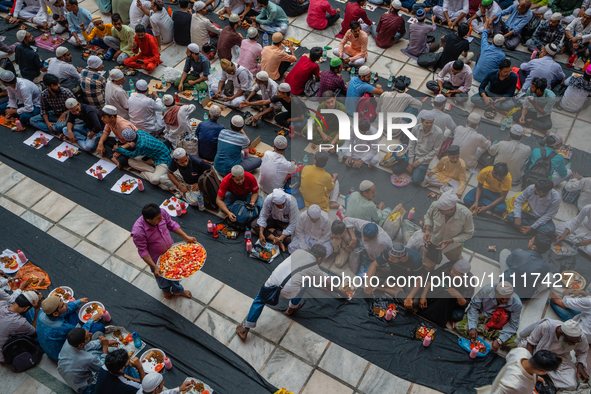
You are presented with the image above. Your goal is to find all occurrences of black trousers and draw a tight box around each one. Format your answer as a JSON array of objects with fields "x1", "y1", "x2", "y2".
[
  {"x1": 326, "y1": 12, "x2": 340, "y2": 27},
  {"x1": 103, "y1": 136, "x2": 130, "y2": 167},
  {"x1": 511, "y1": 109, "x2": 552, "y2": 131},
  {"x1": 274, "y1": 61, "x2": 292, "y2": 81}
]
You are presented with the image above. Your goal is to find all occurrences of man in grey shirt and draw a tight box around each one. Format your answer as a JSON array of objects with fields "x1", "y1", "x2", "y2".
[
  {"x1": 418, "y1": 94, "x2": 457, "y2": 134},
  {"x1": 507, "y1": 179, "x2": 560, "y2": 235},
  {"x1": 488, "y1": 125, "x2": 531, "y2": 186},
  {"x1": 403, "y1": 9, "x2": 440, "y2": 59},
  {"x1": 0, "y1": 291, "x2": 41, "y2": 362}
]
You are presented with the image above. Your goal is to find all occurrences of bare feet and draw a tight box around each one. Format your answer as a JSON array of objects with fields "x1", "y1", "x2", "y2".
[
  {"x1": 329, "y1": 201, "x2": 341, "y2": 210},
  {"x1": 177, "y1": 290, "x2": 192, "y2": 299},
  {"x1": 236, "y1": 325, "x2": 249, "y2": 340},
  {"x1": 163, "y1": 291, "x2": 174, "y2": 299}
]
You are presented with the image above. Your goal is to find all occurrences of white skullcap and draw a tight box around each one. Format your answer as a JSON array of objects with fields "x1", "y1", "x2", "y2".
[
  {"x1": 307, "y1": 204, "x2": 321, "y2": 219},
  {"x1": 256, "y1": 71, "x2": 269, "y2": 81},
  {"x1": 434, "y1": 94, "x2": 446, "y2": 103},
  {"x1": 545, "y1": 43, "x2": 557, "y2": 56},
  {"x1": 247, "y1": 27, "x2": 258, "y2": 38},
  {"x1": 16, "y1": 29, "x2": 27, "y2": 42},
  {"x1": 109, "y1": 68, "x2": 124, "y2": 80},
  {"x1": 467, "y1": 112, "x2": 481, "y2": 124},
  {"x1": 102, "y1": 105, "x2": 117, "y2": 115},
  {"x1": 173, "y1": 148, "x2": 186, "y2": 159},
  {"x1": 231, "y1": 165, "x2": 245, "y2": 177},
  {"x1": 510, "y1": 124, "x2": 524, "y2": 136},
  {"x1": 48, "y1": 0, "x2": 57, "y2": 4},
  {"x1": 391, "y1": 0, "x2": 402, "y2": 9},
  {"x1": 493, "y1": 34, "x2": 505, "y2": 46},
  {"x1": 270, "y1": 189, "x2": 288, "y2": 204},
  {"x1": 562, "y1": 320, "x2": 583, "y2": 337},
  {"x1": 550, "y1": 12, "x2": 562, "y2": 20},
  {"x1": 274, "y1": 135, "x2": 288, "y2": 149},
  {"x1": 359, "y1": 180, "x2": 374, "y2": 191},
  {"x1": 65, "y1": 98, "x2": 79, "y2": 109},
  {"x1": 23, "y1": 291, "x2": 39, "y2": 306},
  {"x1": 87, "y1": 55, "x2": 102, "y2": 69},
  {"x1": 231, "y1": 115, "x2": 244, "y2": 127},
  {"x1": 162, "y1": 94, "x2": 174, "y2": 106},
  {"x1": 453, "y1": 259, "x2": 471, "y2": 274},
  {"x1": 278, "y1": 83, "x2": 291, "y2": 93},
  {"x1": 141, "y1": 373, "x2": 163, "y2": 393},
  {"x1": 495, "y1": 281, "x2": 513, "y2": 296},
  {"x1": 229, "y1": 13, "x2": 240, "y2": 22},
  {"x1": 209, "y1": 104, "x2": 221, "y2": 117},
  {"x1": 421, "y1": 111, "x2": 435, "y2": 121},
  {"x1": 586, "y1": 9, "x2": 591, "y2": 15},
  {"x1": 436, "y1": 189, "x2": 459, "y2": 210},
  {"x1": 56, "y1": 46, "x2": 69, "y2": 57},
  {"x1": 136, "y1": 79, "x2": 148, "y2": 91},
  {"x1": 188, "y1": 43, "x2": 200, "y2": 54},
  {"x1": 358, "y1": 66, "x2": 371, "y2": 76},
  {"x1": 0, "y1": 70, "x2": 15, "y2": 82},
  {"x1": 193, "y1": 0, "x2": 205, "y2": 10}
]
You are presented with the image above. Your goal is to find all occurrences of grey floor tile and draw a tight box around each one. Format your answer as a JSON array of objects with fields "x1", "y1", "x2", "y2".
[
  {"x1": 279, "y1": 322, "x2": 330, "y2": 364},
  {"x1": 86, "y1": 221, "x2": 130, "y2": 252},
  {"x1": 250, "y1": 307, "x2": 292, "y2": 344},
  {"x1": 409, "y1": 383, "x2": 445, "y2": 394},
  {"x1": 74, "y1": 241, "x2": 110, "y2": 265},
  {"x1": 59, "y1": 205, "x2": 104, "y2": 237},
  {"x1": 0, "y1": 197, "x2": 27, "y2": 216},
  {"x1": 162, "y1": 296, "x2": 205, "y2": 322},
  {"x1": 102, "y1": 256, "x2": 141, "y2": 283},
  {"x1": 11, "y1": 377, "x2": 52, "y2": 394},
  {"x1": 182, "y1": 270, "x2": 224, "y2": 305},
  {"x1": 47, "y1": 226, "x2": 81, "y2": 248},
  {"x1": 358, "y1": 363, "x2": 412, "y2": 394},
  {"x1": 20, "y1": 211, "x2": 53, "y2": 232},
  {"x1": 131, "y1": 272, "x2": 165, "y2": 301},
  {"x1": 209, "y1": 285, "x2": 253, "y2": 323},
  {"x1": 5, "y1": 177, "x2": 51, "y2": 207},
  {"x1": 195, "y1": 308, "x2": 237, "y2": 345},
  {"x1": 0, "y1": 363, "x2": 29, "y2": 394},
  {"x1": 260, "y1": 349, "x2": 314, "y2": 394},
  {"x1": 114, "y1": 237, "x2": 147, "y2": 269},
  {"x1": 300, "y1": 370, "x2": 354, "y2": 394},
  {"x1": 0, "y1": 163, "x2": 25, "y2": 194},
  {"x1": 318, "y1": 343, "x2": 369, "y2": 387},
  {"x1": 31, "y1": 192, "x2": 77, "y2": 222},
  {"x1": 228, "y1": 333, "x2": 275, "y2": 372}
]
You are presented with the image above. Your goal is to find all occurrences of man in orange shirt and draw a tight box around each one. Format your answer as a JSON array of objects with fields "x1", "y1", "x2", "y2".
[
  {"x1": 260, "y1": 32, "x2": 296, "y2": 81},
  {"x1": 123, "y1": 24, "x2": 162, "y2": 73},
  {"x1": 333, "y1": 21, "x2": 368, "y2": 67}
]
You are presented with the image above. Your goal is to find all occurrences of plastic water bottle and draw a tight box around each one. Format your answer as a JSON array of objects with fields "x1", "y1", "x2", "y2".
[
  {"x1": 204, "y1": 112, "x2": 209, "y2": 121},
  {"x1": 51, "y1": 27, "x2": 55, "y2": 39},
  {"x1": 408, "y1": 207, "x2": 415, "y2": 220},
  {"x1": 245, "y1": 228, "x2": 251, "y2": 240},
  {"x1": 566, "y1": 162, "x2": 572, "y2": 171},
  {"x1": 370, "y1": 72, "x2": 375, "y2": 85},
  {"x1": 207, "y1": 220, "x2": 213, "y2": 233},
  {"x1": 17, "y1": 250, "x2": 26, "y2": 263},
  {"x1": 193, "y1": 87, "x2": 198, "y2": 99},
  {"x1": 263, "y1": 32, "x2": 269, "y2": 46},
  {"x1": 289, "y1": 122, "x2": 294, "y2": 138},
  {"x1": 322, "y1": 47, "x2": 327, "y2": 61},
  {"x1": 303, "y1": 154, "x2": 308, "y2": 165},
  {"x1": 132, "y1": 332, "x2": 141, "y2": 348},
  {"x1": 197, "y1": 194, "x2": 205, "y2": 211},
  {"x1": 350, "y1": 67, "x2": 355, "y2": 78},
  {"x1": 507, "y1": 116, "x2": 513, "y2": 129},
  {"x1": 500, "y1": 117, "x2": 507, "y2": 131},
  {"x1": 137, "y1": 179, "x2": 144, "y2": 191},
  {"x1": 161, "y1": 74, "x2": 166, "y2": 87},
  {"x1": 388, "y1": 74, "x2": 393, "y2": 88},
  {"x1": 349, "y1": 187, "x2": 354, "y2": 194},
  {"x1": 129, "y1": 79, "x2": 134, "y2": 91}
]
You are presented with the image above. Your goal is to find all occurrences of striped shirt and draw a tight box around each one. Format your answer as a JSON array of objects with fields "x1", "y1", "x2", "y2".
[
  {"x1": 213, "y1": 129, "x2": 250, "y2": 176},
  {"x1": 80, "y1": 69, "x2": 106, "y2": 109}
]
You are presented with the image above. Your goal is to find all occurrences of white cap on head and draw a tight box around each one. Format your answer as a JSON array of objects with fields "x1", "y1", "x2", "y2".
[
  {"x1": 307, "y1": 204, "x2": 321, "y2": 219},
  {"x1": 562, "y1": 320, "x2": 583, "y2": 337},
  {"x1": 0, "y1": 70, "x2": 15, "y2": 83},
  {"x1": 141, "y1": 373, "x2": 163, "y2": 393},
  {"x1": 510, "y1": 124, "x2": 524, "y2": 136},
  {"x1": 172, "y1": 148, "x2": 186, "y2": 159},
  {"x1": 48, "y1": 0, "x2": 57, "y2": 4},
  {"x1": 109, "y1": 68, "x2": 124, "y2": 80},
  {"x1": 209, "y1": 104, "x2": 221, "y2": 117},
  {"x1": 193, "y1": 0, "x2": 205, "y2": 10},
  {"x1": 102, "y1": 105, "x2": 117, "y2": 115},
  {"x1": 231, "y1": 165, "x2": 245, "y2": 177},
  {"x1": 493, "y1": 34, "x2": 505, "y2": 46},
  {"x1": 247, "y1": 27, "x2": 258, "y2": 38},
  {"x1": 278, "y1": 83, "x2": 291, "y2": 93},
  {"x1": 87, "y1": 55, "x2": 103, "y2": 69},
  {"x1": 550, "y1": 12, "x2": 562, "y2": 20},
  {"x1": 23, "y1": 291, "x2": 39, "y2": 306},
  {"x1": 358, "y1": 66, "x2": 371, "y2": 76},
  {"x1": 136, "y1": 79, "x2": 148, "y2": 91},
  {"x1": 545, "y1": 43, "x2": 558, "y2": 56},
  {"x1": 391, "y1": 0, "x2": 402, "y2": 9},
  {"x1": 496, "y1": 281, "x2": 514, "y2": 296},
  {"x1": 274, "y1": 135, "x2": 288, "y2": 149},
  {"x1": 359, "y1": 180, "x2": 374, "y2": 191},
  {"x1": 453, "y1": 259, "x2": 471, "y2": 274},
  {"x1": 256, "y1": 71, "x2": 269, "y2": 81},
  {"x1": 16, "y1": 30, "x2": 27, "y2": 42},
  {"x1": 56, "y1": 46, "x2": 69, "y2": 57},
  {"x1": 421, "y1": 111, "x2": 435, "y2": 121},
  {"x1": 188, "y1": 43, "x2": 200, "y2": 54},
  {"x1": 586, "y1": 9, "x2": 591, "y2": 15},
  {"x1": 436, "y1": 189, "x2": 459, "y2": 210},
  {"x1": 434, "y1": 94, "x2": 446, "y2": 103},
  {"x1": 231, "y1": 115, "x2": 244, "y2": 127},
  {"x1": 229, "y1": 13, "x2": 240, "y2": 22},
  {"x1": 65, "y1": 98, "x2": 79, "y2": 109},
  {"x1": 162, "y1": 94, "x2": 174, "y2": 106},
  {"x1": 467, "y1": 112, "x2": 481, "y2": 124},
  {"x1": 270, "y1": 189, "x2": 288, "y2": 204}
]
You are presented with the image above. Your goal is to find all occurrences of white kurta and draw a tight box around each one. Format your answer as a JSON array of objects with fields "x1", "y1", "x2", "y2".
[
  {"x1": 564, "y1": 178, "x2": 591, "y2": 211},
  {"x1": 471, "y1": 2, "x2": 501, "y2": 33},
  {"x1": 289, "y1": 209, "x2": 333, "y2": 254},
  {"x1": 218, "y1": 64, "x2": 253, "y2": 107},
  {"x1": 163, "y1": 104, "x2": 196, "y2": 148},
  {"x1": 33, "y1": 0, "x2": 66, "y2": 32},
  {"x1": 46, "y1": 58, "x2": 80, "y2": 81},
  {"x1": 7, "y1": 78, "x2": 41, "y2": 114},
  {"x1": 253, "y1": 79, "x2": 280, "y2": 109},
  {"x1": 452, "y1": 126, "x2": 491, "y2": 170},
  {"x1": 129, "y1": 0, "x2": 151, "y2": 30},
  {"x1": 477, "y1": 347, "x2": 535, "y2": 394},
  {"x1": 258, "y1": 151, "x2": 296, "y2": 194},
  {"x1": 12, "y1": 0, "x2": 40, "y2": 20},
  {"x1": 128, "y1": 93, "x2": 164, "y2": 136},
  {"x1": 555, "y1": 204, "x2": 591, "y2": 255},
  {"x1": 105, "y1": 81, "x2": 130, "y2": 120}
]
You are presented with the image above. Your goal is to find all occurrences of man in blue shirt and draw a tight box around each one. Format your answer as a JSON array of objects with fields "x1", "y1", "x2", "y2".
[
  {"x1": 473, "y1": 30, "x2": 506, "y2": 82},
  {"x1": 65, "y1": 0, "x2": 94, "y2": 46},
  {"x1": 507, "y1": 178, "x2": 560, "y2": 235},
  {"x1": 489, "y1": 0, "x2": 533, "y2": 50},
  {"x1": 14, "y1": 30, "x2": 46, "y2": 82},
  {"x1": 214, "y1": 115, "x2": 261, "y2": 176},
  {"x1": 196, "y1": 104, "x2": 224, "y2": 162},
  {"x1": 472, "y1": 58, "x2": 518, "y2": 110},
  {"x1": 527, "y1": 132, "x2": 572, "y2": 186},
  {"x1": 175, "y1": 43, "x2": 210, "y2": 92},
  {"x1": 500, "y1": 234, "x2": 552, "y2": 300},
  {"x1": 345, "y1": 65, "x2": 383, "y2": 116}
]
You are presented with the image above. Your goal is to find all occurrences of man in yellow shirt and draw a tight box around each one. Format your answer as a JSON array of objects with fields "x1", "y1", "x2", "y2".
[
  {"x1": 300, "y1": 151, "x2": 340, "y2": 211},
  {"x1": 425, "y1": 145, "x2": 467, "y2": 197},
  {"x1": 81, "y1": 15, "x2": 113, "y2": 49},
  {"x1": 463, "y1": 163, "x2": 511, "y2": 214}
]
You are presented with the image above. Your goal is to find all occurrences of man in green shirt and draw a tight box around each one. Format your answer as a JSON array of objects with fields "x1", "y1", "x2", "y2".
[
  {"x1": 104, "y1": 13, "x2": 136, "y2": 64},
  {"x1": 345, "y1": 180, "x2": 391, "y2": 226},
  {"x1": 250, "y1": 0, "x2": 288, "y2": 34}
]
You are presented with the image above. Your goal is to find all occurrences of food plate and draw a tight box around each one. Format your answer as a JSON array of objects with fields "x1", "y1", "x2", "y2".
[
  {"x1": 159, "y1": 196, "x2": 187, "y2": 217},
  {"x1": 181, "y1": 377, "x2": 214, "y2": 394},
  {"x1": 0, "y1": 250, "x2": 22, "y2": 274},
  {"x1": 78, "y1": 301, "x2": 105, "y2": 323},
  {"x1": 339, "y1": 283, "x2": 357, "y2": 300},
  {"x1": 140, "y1": 348, "x2": 166, "y2": 373},
  {"x1": 562, "y1": 270, "x2": 586, "y2": 290},
  {"x1": 189, "y1": 118, "x2": 199, "y2": 132},
  {"x1": 48, "y1": 286, "x2": 74, "y2": 303},
  {"x1": 104, "y1": 326, "x2": 145, "y2": 357},
  {"x1": 157, "y1": 242, "x2": 207, "y2": 281}
]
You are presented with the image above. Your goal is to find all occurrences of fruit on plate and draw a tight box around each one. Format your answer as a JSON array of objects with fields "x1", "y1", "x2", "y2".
[{"x1": 159, "y1": 243, "x2": 206, "y2": 280}]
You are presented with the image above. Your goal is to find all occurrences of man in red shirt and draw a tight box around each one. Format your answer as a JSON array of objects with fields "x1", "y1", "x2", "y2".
[
  {"x1": 337, "y1": 0, "x2": 373, "y2": 38},
  {"x1": 123, "y1": 24, "x2": 162, "y2": 73},
  {"x1": 217, "y1": 14, "x2": 244, "y2": 60},
  {"x1": 216, "y1": 164, "x2": 263, "y2": 224},
  {"x1": 284, "y1": 47, "x2": 322, "y2": 96},
  {"x1": 372, "y1": 0, "x2": 407, "y2": 49}
]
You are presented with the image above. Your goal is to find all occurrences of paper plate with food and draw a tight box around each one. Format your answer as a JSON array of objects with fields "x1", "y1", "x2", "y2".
[
  {"x1": 182, "y1": 378, "x2": 214, "y2": 394},
  {"x1": 248, "y1": 240, "x2": 280, "y2": 263},
  {"x1": 159, "y1": 196, "x2": 187, "y2": 217},
  {"x1": 458, "y1": 337, "x2": 491, "y2": 357},
  {"x1": 78, "y1": 301, "x2": 105, "y2": 323},
  {"x1": 1, "y1": 250, "x2": 22, "y2": 274},
  {"x1": 48, "y1": 286, "x2": 74, "y2": 303},
  {"x1": 562, "y1": 270, "x2": 586, "y2": 290},
  {"x1": 141, "y1": 348, "x2": 166, "y2": 373},
  {"x1": 104, "y1": 326, "x2": 145, "y2": 357},
  {"x1": 157, "y1": 242, "x2": 207, "y2": 281}
]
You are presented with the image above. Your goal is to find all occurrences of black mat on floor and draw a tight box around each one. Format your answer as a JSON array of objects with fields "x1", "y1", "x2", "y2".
[{"x1": 0, "y1": 206, "x2": 277, "y2": 394}]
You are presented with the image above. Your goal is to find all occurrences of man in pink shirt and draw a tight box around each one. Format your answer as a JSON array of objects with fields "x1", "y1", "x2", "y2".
[
  {"x1": 238, "y1": 27, "x2": 262, "y2": 75},
  {"x1": 131, "y1": 203, "x2": 197, "y2": 299},
  {"x1": 306, "y1": 0, "x2": 340, "y2": 30},
  {"x1": 97, "y1": 105, "x2": 137, "y2": 169},
  {"x1": 333, "y1": 21, "x2": 368, "y2": 67}
]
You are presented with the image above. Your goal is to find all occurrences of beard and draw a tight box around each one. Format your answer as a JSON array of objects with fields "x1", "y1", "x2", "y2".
[{"x1": 558, "y1": 334, "x2": 577, "y2": 353}]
